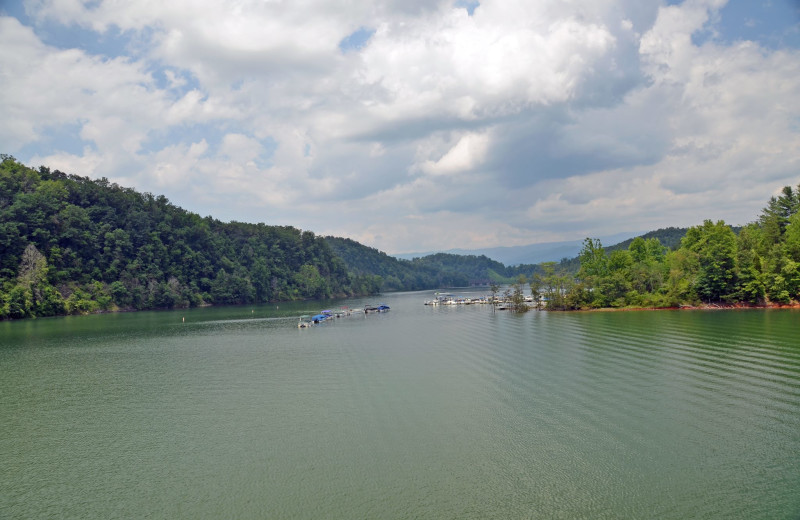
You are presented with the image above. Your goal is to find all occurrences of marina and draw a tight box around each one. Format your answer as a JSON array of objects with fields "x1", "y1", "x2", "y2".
[
  {"x1": 423, "y1": 291, "x2": 537, "y2": 306},
  {"x1": 298, "y1": 304, "x2": 389, "y2": 327}
]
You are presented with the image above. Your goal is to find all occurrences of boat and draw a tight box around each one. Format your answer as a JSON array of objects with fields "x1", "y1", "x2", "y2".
[
  {"x1": 364, "y1": 304, "x2": 390, "y2": 313},
  {"x1": 311, "y1": 314, "x2": 328, "y2": 324},
  {"x1": 425, "y1": 292, "x2": 457, "y2": 305},
  {"x1": 424, "y1": 291, "x2": 495, "y2": 306},
  {"x1": 298, "y1": 315, "x2": 312, "y2": 328}
]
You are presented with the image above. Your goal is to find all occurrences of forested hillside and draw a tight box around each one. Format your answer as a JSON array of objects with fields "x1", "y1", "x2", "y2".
[
  {"x1": 1, "y1": 154, "x2": 558, "y2": 320},
  {"x1": 323, "y1": 236, "x2": 437, "y2": 290},
  {"x1": 0, "y1": 156, "x2": 380, "y2": 319},
  {"x1": 542, "y1": 186, "x2": 800, "y2": 309},
  {"x1": 324, "y1": 237, "x2": 560, "y2": 289},
  {"x1": 6, "y1": 154, "x2": 789, "y2": 319},
  {"x1": 604, "y1": 227, "x2": 688, "y2": 253},
  {"x1": 324, "y1": 237, "x2": 515, "y2": 289}
]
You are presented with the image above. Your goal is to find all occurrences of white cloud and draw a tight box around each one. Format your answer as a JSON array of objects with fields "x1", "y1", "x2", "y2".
[
  {"x1": 3, "y1": 0, "x2": 800, "y2": 255},
  {"x1": 150, "y1": 139, "x2": 209, "y2": 189},
  {"x1": 219, "y1": 134, "x2": 263, "y2": 163},
  {"x1": 0, "y1": 15, "x2": 181, "y2": 167},
  {"x1": 419, "y1": 132, "x2": 490, "y2": 176},
  {"x1": 356, "y1": 2, "x2": 617, "y2": 125},
  {"x1": 29, "y1": 148, "x2": 105, "y2": 178}
]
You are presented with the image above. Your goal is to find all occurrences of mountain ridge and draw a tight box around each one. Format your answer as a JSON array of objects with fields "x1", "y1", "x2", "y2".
[{"x1": 392, "y1": 231, "x2": 642, "y2": 266}]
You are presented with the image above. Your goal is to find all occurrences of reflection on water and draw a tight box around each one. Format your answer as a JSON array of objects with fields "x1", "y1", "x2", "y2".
[{"x1": 1, "y1": 291, "x2": 799, "y2": 519}]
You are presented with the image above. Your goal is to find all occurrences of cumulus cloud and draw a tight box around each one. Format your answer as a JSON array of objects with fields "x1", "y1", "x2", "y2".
[
  {"x1": 418, "y1": 132, "x2": 491, "y2": 176},
  {"x1": 515, "y1": 0, "x2": 800, "y2": 241},
  {"x1": 3, "y1": 0, "x2": 800, "y2": 254}
]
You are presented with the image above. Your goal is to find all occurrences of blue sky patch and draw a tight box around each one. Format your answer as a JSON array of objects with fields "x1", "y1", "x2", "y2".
[
  {"x1": 454, "y1": 1, "x2": 480, "y2": 16},
  {"x1": 150, "y1": 67, "x2": 201, "y2": 94},
  {"x1": 38, "y1": 21, "x2": 131, "y2": 58},
  {"x1": 1, "y1": 1, "x2": 141, "y2": 59},
  {"x1": 18, "y1": 122, "x2": 95, "y2": 159},
  {"x1": 140, "y1": 123, "x2": 223, "y2": 156},
  {"x1": 693, "y1": 0, "x2": 800, "y2": 49},
  {"x1": 253, "y1": 137, "x2": 278, "y2": 169},
  {"x1": 339, "y1": 27, "x2": 375, "y2": 52}
]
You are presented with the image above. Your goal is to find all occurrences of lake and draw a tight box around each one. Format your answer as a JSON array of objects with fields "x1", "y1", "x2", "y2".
[{"x1": 1, "y1": 289, "x2": 799, "y2": 519}]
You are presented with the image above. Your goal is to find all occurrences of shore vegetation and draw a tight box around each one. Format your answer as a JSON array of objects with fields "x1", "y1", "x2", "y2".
[
  {"x1": 539, "y1": 185, "x2": 800, "y2": 310},
  {"x1": 2, "y1": 154, "x2": 797, "y2": 318}
]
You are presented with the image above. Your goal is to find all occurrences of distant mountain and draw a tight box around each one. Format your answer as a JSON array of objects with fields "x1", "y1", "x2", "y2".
[
  {"x1": 327, "y1": 226, "x2": 700, "y2": 293},
  {"x1": 324, "y1": 236, "x2": 520, "y2": 289},
  {"x1": 605, "y1": 227, "x2": 690, "y2": 253},
  {"x1": 393, "y1": 231, "x2": 642, "y2": 266}
]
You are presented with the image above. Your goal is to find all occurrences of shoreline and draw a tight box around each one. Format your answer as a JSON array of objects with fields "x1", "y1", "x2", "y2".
[{"x1": 572, "y1": 301, "x2": 800, "y2": 312}]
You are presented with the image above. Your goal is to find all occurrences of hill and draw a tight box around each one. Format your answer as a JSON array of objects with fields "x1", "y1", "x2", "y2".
[
  {"x1": 324, "y1": 237, "x2": 522, "y2": 289},
  {"x1": 555, "y1": 227, "x2": 691, "y2": 273},
  {"x1": 0, "y1": 156, "x2": 373, "y2": 318},
  {"x1": 538, "y1": 186, "x2": 800, "y2": 310},
  {"x1": 4, "y1": 154, "x2": 757, "y2": 320},
  {"x1": 604, "y1": 227, "x2": 688, "y2": 253},
  {"x1": 394, "y1": 231, "x2": 640, "y2": 266}
]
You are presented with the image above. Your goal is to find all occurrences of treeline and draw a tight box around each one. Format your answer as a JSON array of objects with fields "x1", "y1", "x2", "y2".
[
  {"x1": 324, "y1": 237, "x2": 553, "y2": 290},
  {"x1": 0, "y1": 156, "x2": 382, "y2": 319},
  {"x1": 10, "y1": 152, "x2": 788, "y2": 319},
  {"x1": 410, "y1": 253, "x2": 535, "y2": 284},
  {"x1": 554, "y1": 227, "x2": 689, "y2": 274},
  {"x1": 324, "y1": 236, "x2": 449, "y2": 290},
  {"x1": 536, "y1": 185, "x2": 800, "y2": 309}
]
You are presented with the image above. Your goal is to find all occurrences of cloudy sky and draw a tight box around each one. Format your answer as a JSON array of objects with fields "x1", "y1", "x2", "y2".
[{"x1": 2, "y1": 0, "x2": 800, "y2": 254}]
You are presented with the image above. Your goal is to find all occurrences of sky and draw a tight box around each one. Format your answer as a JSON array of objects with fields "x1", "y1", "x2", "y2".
[{"x1": 2, "y1": 0, "x2": 800, "y2": 255}]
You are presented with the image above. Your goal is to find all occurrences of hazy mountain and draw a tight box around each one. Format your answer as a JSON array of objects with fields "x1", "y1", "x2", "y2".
[{"x1": 393, "y1": 232, "x2": 642, "y2": 266}]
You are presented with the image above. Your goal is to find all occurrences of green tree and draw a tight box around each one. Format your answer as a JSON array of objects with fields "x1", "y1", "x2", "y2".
[
  {"x1": 528, "y1": 277, "x2": 541, "y2": 309},
  {"x1": 539, "y1": 262, "x2": 574, "y2": 310},
  {"x1": 734, "y1": 224, "x2": 766, "y2": 304},
  {"x1": 509, "y1": 275, "x2": 529, "y2": 312},
  {"x1": 783, "y1": 211, "x2": 800, "y2": 262},
  {"x1": 578, "y1": 238, "x2": 608, "y2": 279},
  {"x1": 12, "y1": 243, "x2": 64, "y2": 317},
  {"x1": 759, "y1": 185, "x2": 799, "y2": 245},
  {"x1": 681, "y1": 220, "x2": 738, "y2": 302},
  {"x1": 489, "y1": 282, "x2": 500, "y2": 312},
  {"x1": 295, "y1": 264, "x2": 325, "y2": 299}
]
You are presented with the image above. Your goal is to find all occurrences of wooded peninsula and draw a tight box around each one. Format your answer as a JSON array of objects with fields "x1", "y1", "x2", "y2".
[{"x1": 1, "y1": 154, "x2": 798, "y2": 319}]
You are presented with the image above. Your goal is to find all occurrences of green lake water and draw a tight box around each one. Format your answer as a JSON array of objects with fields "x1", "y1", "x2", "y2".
[{"x1": 1, "y1": 290, "x2": 799, "y2": 519}]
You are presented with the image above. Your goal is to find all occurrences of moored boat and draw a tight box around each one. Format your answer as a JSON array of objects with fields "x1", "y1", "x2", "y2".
[{"x1": 298, "y1": 315, "x2": 312, "y2": 328}]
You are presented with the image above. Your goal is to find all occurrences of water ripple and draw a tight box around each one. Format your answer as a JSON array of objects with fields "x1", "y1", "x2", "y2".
[{"x1": 1, "y1": 296, "x2": 799, "y2": 518}]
